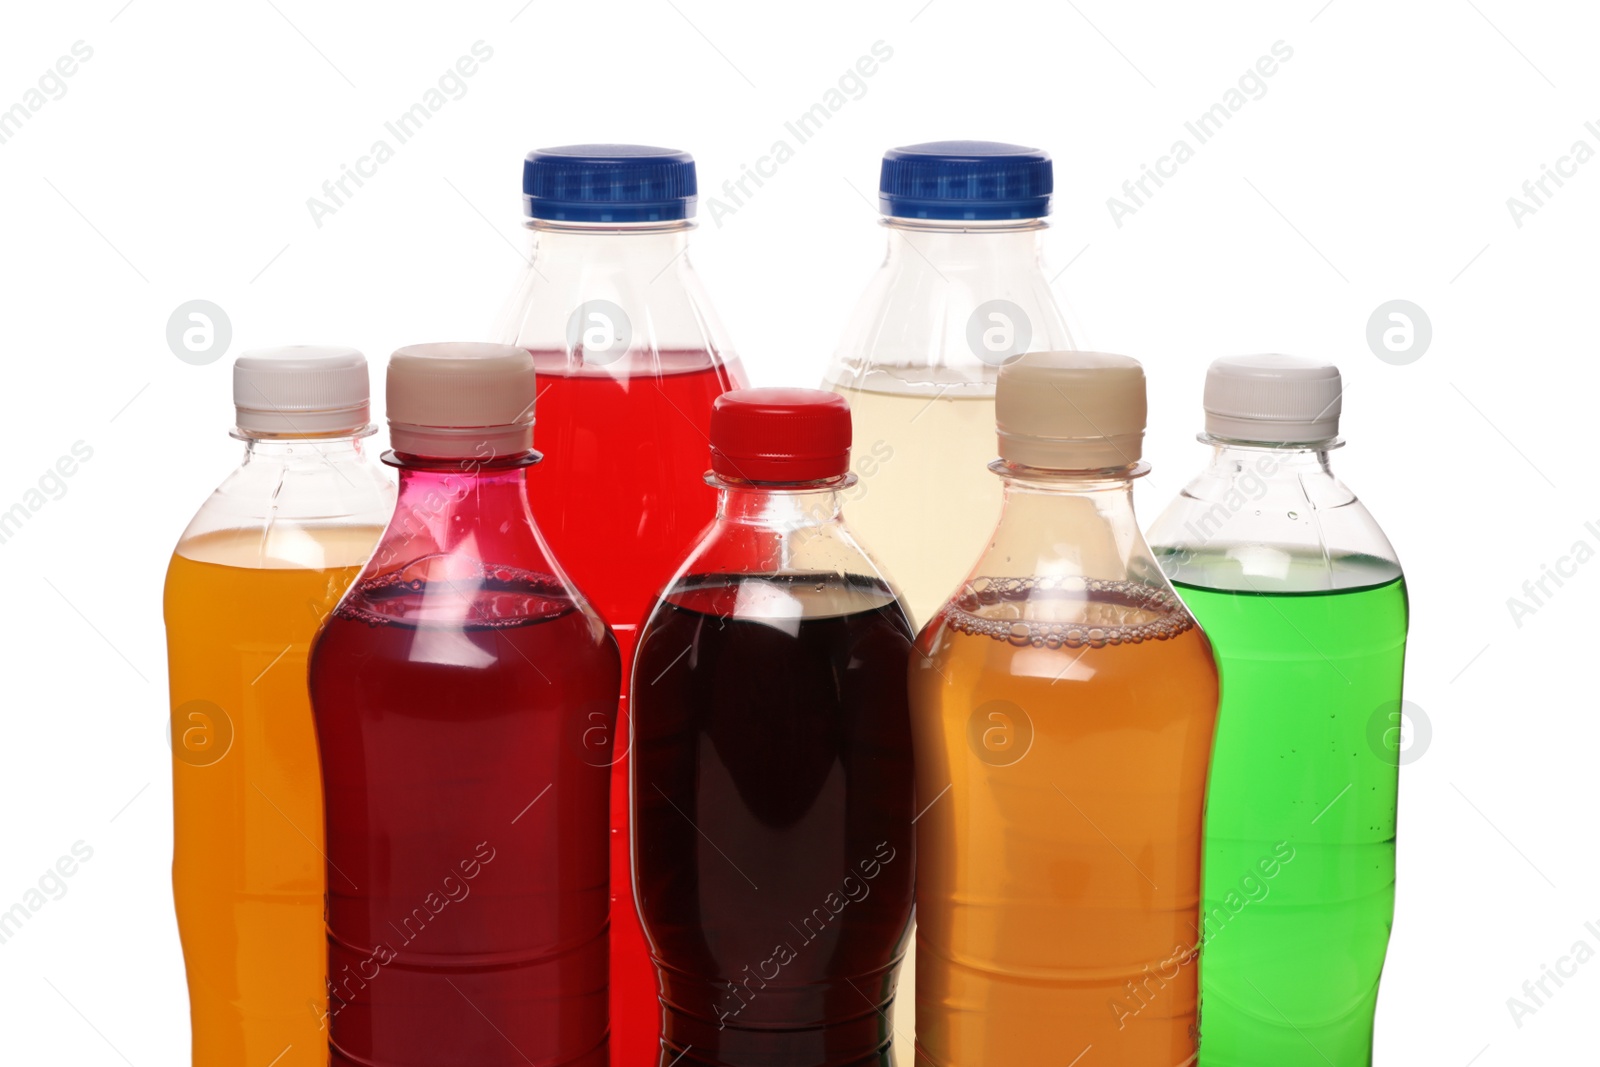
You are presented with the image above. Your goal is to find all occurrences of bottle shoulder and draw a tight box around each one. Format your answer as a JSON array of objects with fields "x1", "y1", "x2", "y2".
[
  {"x1": 824, "y1": 258, "x2": 1073, "y2": 389},
  {"x1": 492, "y1": 235, "x2": 738, "y2": 372},
  {"x1": 1146, "y1": 461, "x2": 1402, "y2": 593},
  {"x1": 653, "y1": 515, "x2": 912, "y2": 627},
  {"x1": 173, "y1": 450, "x2": 394, "y2": 569}
]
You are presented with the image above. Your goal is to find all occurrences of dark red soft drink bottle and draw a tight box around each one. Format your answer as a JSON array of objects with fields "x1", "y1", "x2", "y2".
[
  {"x1": 495, "y1": 144, "x2": 746, "y2": 1066},
  {"x1": 309, "y1": 343, "x2": 619, "y2": 1067},
  {"x1": 632, "y1": 389, "x2": 917, "y2": 1067}
]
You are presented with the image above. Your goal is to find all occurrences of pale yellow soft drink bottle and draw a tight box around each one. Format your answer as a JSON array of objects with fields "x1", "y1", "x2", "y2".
[{"x1": 823, "y1": 142, "x2": 1078, "y2": 1058}]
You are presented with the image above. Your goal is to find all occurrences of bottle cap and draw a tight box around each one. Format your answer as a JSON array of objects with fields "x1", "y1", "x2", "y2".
[
  {"x1": 879, "y1": 141, "x2": 1052, "y2": 221},
  {"x1": 1204, "y1": 355, "x2": 1342, "y2": 444},
  {"x1": 523, "y1": 144, "x2": 697, "y2": 223},
  {"x1": 996, "y1": 351, "x2": 1146, "y2": 470},
  {"x1": 386, "y1": 343, "x2": 538, "y2": 460},
  {"x1": 710, "y1": 388, "x2": 851, "y2": 483},
  {"x1": 233, "y1": 345, "x2": 371, "y2": 438}
]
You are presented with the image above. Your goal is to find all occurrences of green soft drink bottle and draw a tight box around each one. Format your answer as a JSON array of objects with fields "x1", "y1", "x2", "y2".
[{"x1": 1146, "y1": 355, "x2": 1407, "y2": 1066}]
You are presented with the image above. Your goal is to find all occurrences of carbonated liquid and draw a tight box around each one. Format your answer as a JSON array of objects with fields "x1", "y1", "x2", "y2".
[
  {"x1": 828, "y1": 378, "x2": 1000, "y2": 628},
  {"x1": 309, "y1": 566, "x2": 619, "y2": 1067},
  {"x1": 165, "y1": 525, "x2": 381, "y2": 1067},
  {"x1": 528, "y1": 353, "x2": 744, "y2": 638},
  {"x1": 528, "y1": 351, "x2": 744, "y2": 1063},
  {"x1": 910, "y1": 579, "x2": 1218, "y2": 1066},
  {"x1": 1166, "y1": 557, "x2": 1406, "y2": 1067},
  {"x1": 633, "y1": 574, "x2": 917, "y2": 1067}
]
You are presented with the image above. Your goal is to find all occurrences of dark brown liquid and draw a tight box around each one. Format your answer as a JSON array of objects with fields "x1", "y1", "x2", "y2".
[{"x1": 632, "y1": 574, "x2": 917, "y2": 1067}]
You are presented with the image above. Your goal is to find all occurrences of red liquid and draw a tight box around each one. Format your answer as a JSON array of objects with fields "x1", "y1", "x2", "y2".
[
  {"x1": 632, "y1": 574, "x2": 917, "y2": 1067},
  {"x1": 526, "y1": 352, "x2": 745, "y2": 1067},
  {"x1": 311, "y1": 552, "x2": 619, "y2": 1063}
]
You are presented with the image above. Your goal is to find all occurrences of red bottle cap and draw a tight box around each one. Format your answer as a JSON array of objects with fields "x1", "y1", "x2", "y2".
[{"x1": 710, "y1": 388, "x2": 852, "y2": 483}]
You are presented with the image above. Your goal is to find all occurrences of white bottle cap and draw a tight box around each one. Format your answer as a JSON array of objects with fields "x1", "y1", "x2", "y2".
[
  {"x1": 233, "y1": 345, "x2": 372, "y2": 438},
  {"x1": 386, "y1": 343, "x2": 538, "y2": 460},
  {"x1": 1204, "y1": 354, "x2": 1342, "y2": 444}
]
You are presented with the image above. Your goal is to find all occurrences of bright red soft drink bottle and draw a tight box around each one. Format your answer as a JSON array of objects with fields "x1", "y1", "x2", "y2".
[
  {"x1": 309, "y1": 343, "x2": 619, "y2": 1067},
  {"x1": 495, "y1": 145, "x2": 746, "y2": 1067}
]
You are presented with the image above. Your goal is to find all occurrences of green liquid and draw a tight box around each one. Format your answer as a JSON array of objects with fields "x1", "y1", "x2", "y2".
[{"x1": 1172, "y1": 567, "x2": 1407, "y2": 1067}]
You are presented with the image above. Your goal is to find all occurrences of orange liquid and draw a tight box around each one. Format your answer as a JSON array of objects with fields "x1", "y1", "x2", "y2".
[
  {"x1": 909, "y1": 580, "x2": 1218, "y2": 1067},
  {"x1": 164, "y1": 526, "x2": 382, "y2": 1067}
]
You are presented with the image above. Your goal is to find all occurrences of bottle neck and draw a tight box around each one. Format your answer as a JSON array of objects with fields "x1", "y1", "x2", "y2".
[
  {"x1": 390, "y1": 458, "x2": 534, "y2": 515},
  {"x1": 715, "y1": 481, "x2": 847, "y2": 528},
  {"x1": 241, "y1": 433, "x2": 369, "y2": 462},
  {"x1": 882, "y1": 217, "x2": 1047, "y2": 274},
  {"x1": 995, "y1": 462, "x2": 1142, "y2": 536},
  {"x1": 525, "y1": 218, "x2": 692, "y2": 268},
  {"x1": 1201, "y1": 437, "x2": 1337, "y2": 479}
]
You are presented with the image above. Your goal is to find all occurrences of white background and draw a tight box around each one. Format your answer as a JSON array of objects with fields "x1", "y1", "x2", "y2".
[{"x1": 0, "y1": 0, "x2": 1591, "y2": 1063}]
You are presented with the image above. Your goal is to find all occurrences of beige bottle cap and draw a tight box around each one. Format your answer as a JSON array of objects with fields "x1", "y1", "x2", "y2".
[
  {"x1": 996, "y1": 351, "x2": 1146, "y2": 470},
  {"x1": 386, "y1": 342, "x2": 538, "y2": 459}
]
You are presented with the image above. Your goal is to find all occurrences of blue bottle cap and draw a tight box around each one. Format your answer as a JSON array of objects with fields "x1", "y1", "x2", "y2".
[
  {"x1": 878, "y1": 141, "x2": 1052, "y2": 221},
  {"x1": 522, "y1": 145, "x2": 697, "y2": 223}
]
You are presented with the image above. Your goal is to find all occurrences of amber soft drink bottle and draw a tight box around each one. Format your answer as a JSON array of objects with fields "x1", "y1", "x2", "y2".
[
  {"x1": 909, "y1": 352, "x2": 1219, "y2": 1066},
  {"x1": 164, "y1": 345, "x2": 393, "y2": 1067},
  {"x1": 308, "y1": 343, "x2": 619, "y2": 1067},
  {"x1": 495, "y1": 145, "x2": 746, "y2": 1066},
  {"x1": 633, "y1": 389, "x2": 916, "y2": 1067},
  {"x1": 1146, "y1": 356, "x2": 1407, "y2": 1066}
]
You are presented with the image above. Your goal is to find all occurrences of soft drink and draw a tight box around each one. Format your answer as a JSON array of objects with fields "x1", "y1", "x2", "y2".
[
  {"x1": 1147, "y1": 355, "x2": 1407, "y2": 1066},
  {"x1": 165, "y1": 345, "x2": 392, "y2": 1067},
  {"x1": 910, "y1": 353, "x2": 1218, "y2": 1066},
  {"x1": 309, "y1": 343, "x2": 619, "y2": 1067},
  {"x1": 495, "y1": 146, "x2": 746, "y2": 1066},
  {"x1": 632, "y1": 390, "x2": 917, "y2": 1067},
  {"x1": 825, "y1": 141, "x2": 1075, "y2": 628}
]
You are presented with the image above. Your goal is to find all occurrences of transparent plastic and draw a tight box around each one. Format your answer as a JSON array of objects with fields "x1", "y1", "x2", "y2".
[
  {"x1": 164, "y1": 433, "x2": 393, "y2": 1067},
  {"x1": 496, "y1": 218, "x2": 745, "y2": 1067},
  {"x1": 823, "y1": 218, "x2": 1076, "y2": 628},
  {"x1": 308, "y1": 451, "x2": 620, "y2": 1067},
  {"x1": 632, "y1": 475, "x2": 917, "y2": 1067},
  {"x1": 910, "y1": 460, "x2": 1218, "y2": 1067},
  {"x1": 1146, "y1": 439, "x2": 1407, "y2": 1067}
]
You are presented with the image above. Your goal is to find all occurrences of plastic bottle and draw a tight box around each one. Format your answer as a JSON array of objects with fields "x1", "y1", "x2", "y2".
[
  {"x1": 909, "y1": 352, "x2": 1218, "y2": 1066},
  {"x1": 164, "y1": 345, "x2": 393, "y2": 1067},
  {"x1": 494, "y1": 145, "x2": 746, "y2": 1065},
  {"x1": 1145, "y1": 355, "x2": 1407, "y2": 1066},
  {"x1": 824, "y1": 141, "x2": 1075, "y2": 628},
  {"x1": 308, "y1": 343, "x2": 619, "y2": 1067},
  {"x1": 632, "y1": 389, "x2": 916, "y2": 1067}
]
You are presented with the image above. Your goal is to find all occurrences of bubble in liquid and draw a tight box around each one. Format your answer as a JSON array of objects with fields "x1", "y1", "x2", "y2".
[{"x1": 943, "y1": 576, "x2": 1194, "y2": 647}]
